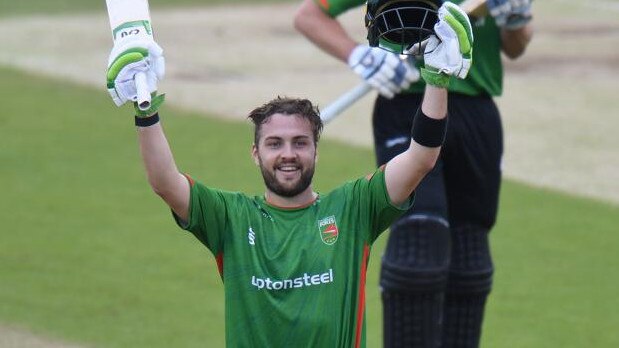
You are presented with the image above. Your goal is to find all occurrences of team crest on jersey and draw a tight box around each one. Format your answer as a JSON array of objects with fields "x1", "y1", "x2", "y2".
[{"x1": 318, "y1": 215, "x2": 339, "y2": 245}]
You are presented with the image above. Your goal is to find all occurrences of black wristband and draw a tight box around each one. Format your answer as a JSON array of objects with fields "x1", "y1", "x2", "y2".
[
  {"x1": 410, "y1": 108, "x2": 447, "y2": 148},
  {"x1": 135, "y1": 113, "x2": 160, "y2": 127}
]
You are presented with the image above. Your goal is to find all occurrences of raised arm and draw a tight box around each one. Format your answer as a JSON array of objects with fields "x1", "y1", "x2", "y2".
[
  {"x1": 137, "y1": 122, "x2": 190, "y2": 222},
  {"x1": 384, "y1": 2, "x2": 473, "y2": 205},
  {"x1": 384, "y1": 87, "x2": 446, "y2": 205},
  {"x1": 105, "y1": 12, "x2": 190, "y2": 221}
]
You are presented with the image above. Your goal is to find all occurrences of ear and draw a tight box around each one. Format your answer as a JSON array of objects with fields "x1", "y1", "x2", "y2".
[
  {"x1": 314, "y1": 146, "x2": 319, "y2": 163},
  {"x1": 251, "y1": 143, "x2": 260, "y2": 166}
]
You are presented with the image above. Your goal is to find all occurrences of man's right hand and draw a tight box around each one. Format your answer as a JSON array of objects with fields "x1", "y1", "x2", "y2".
[
  {"x1": 106, "y1": 20, "x2": 165, "y2": 115},
  {"x1": 347, "y1": 45, "x2": 420, "y2": 99}
]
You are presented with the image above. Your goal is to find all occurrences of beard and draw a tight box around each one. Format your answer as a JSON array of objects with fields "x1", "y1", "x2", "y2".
[{"x1": 258, "y1": 158, "x2": 315, "y2": 198}]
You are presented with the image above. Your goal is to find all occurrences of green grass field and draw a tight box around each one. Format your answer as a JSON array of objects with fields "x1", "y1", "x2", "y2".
[
  {"x1": 1, "y1": 66, "x2": 618, "y2": 347},
  {"x1": 0, "y1": 65, "x2": 371, "y2": 346},
  {"x1": 1, "y1": 1, "x2": 619, "y2": 347}
]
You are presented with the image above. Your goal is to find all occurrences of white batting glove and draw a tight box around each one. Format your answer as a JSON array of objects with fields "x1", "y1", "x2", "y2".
[
  {"x1": 487, "y1": 0, "x2": 532, "y2": 30},
  {"x1": 106, "y1": 20, "x2": 165, "y2": 107},
  {"x1": 417, "y1": 2, "x2": 473, "y2": 88},
  {"x1": 347, "y1": 45, "x2": 420, "y2": 99}
]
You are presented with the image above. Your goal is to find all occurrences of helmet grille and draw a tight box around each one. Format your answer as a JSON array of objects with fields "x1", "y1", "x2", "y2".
[{"x1": 367, "y1": 0, "x2": 439, "y2": 54}]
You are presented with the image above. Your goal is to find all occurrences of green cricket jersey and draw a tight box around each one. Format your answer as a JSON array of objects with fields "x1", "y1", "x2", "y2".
[
  {"x1": 174, "y1": 168, "x2": 412, "y2": 347},
  {"x1": 317, "y1": 0, "x2": 504, "y2": 96}
]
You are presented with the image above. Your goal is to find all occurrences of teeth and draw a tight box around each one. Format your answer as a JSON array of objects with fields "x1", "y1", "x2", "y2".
[{"x1": 278, "y1": 166, "x2": 298, "y2": 172}]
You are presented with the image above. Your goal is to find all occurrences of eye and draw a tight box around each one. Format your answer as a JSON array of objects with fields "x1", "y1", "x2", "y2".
[
  {"x1": 266, "y1": 140, "x2": 281, "y2": 149},
  {"x1": 294, "y1": 139, "x2": 309, "y2": 148}
]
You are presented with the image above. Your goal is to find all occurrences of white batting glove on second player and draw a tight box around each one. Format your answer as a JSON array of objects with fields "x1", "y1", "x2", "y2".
[
  {"x1": 347, "y1": 45, "x2": 420, "y2": 99},
  {"x1": 487, "y1": 0, "x2": 532, "y2": 30},
  {"x1": 106, "y1": 20, "x2": 165, "y2": 115},
  {"x1": 418, "y1": 2, "x2": 473, "y2": 88}
]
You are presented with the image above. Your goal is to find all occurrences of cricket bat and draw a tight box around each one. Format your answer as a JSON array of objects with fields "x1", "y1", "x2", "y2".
[
  {"x1": 320, "y1": 0, "x2": 488, "y2": 123},
  {"x1": 105, "y1": 0, "x2": 153, "y2": 110}
]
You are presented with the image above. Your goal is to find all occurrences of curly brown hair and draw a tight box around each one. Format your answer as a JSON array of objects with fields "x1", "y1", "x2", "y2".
[{"x1": 247, "y1": 96, "x2": 323, "y2": 145}]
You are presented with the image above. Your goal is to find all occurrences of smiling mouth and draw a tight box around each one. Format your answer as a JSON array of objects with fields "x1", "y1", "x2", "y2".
[
  {"x1": 275, "y1": 163, "x2": 303, "y2": 179},
  {"x1": 277, "y1": 165, "x2": 300, "y2": 173}
]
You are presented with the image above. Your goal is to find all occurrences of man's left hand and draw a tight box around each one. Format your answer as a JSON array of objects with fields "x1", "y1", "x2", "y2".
[{"x1": 417, "y1": 2, "x2": 474, "y2": 88}]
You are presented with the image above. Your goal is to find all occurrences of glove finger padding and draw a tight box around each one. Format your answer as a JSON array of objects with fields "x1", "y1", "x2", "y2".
[
  {"x1": 348, "y1": 45, "x2": 420, "y2": 99},
  {"x1": 147, "y1": 41, "x2": 165, "y2": 80},
  {"x1": 384, "y1": 54, "x2": 420, "y2": 90},
  {"x1": 107, "y1": 38, "x2": 165, "y2": 107},
  {"x1": 421, "y1": 2, "x2": 473, "y2": 87}
]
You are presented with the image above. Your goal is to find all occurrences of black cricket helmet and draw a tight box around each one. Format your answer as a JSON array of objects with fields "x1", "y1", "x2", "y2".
[{"x1": 365, "y1": 0, "x2": 442, "y2": 54}]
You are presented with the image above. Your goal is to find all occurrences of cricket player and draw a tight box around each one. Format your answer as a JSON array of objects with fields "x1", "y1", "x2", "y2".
[
  {"x1": 294, "y1": 0, "x2": 533, "y2": 346},
  {"x1": 106, "y1": 2, "x2": 472, "y2": 346}
]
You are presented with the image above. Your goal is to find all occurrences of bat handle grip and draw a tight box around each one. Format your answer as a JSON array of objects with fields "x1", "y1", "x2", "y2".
[{"x1": 135, "y1": 71, "x2": 151, "y2": 111}]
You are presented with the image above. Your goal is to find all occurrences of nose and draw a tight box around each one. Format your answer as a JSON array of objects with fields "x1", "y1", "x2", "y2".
[{"x1": 280, "y1": 142, "x2": 296, "y2": 160}]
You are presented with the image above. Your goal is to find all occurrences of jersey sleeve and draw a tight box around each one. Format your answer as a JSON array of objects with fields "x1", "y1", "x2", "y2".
[
  {"x1": 172, "y1": 176, "x2": 230, "y2": 256},
  {"x1": 314, "y1": 0, "x2": 366, "y2": 17},
  {"x1": 352, "y1": 166, "x2": 414, "y2": 243}
]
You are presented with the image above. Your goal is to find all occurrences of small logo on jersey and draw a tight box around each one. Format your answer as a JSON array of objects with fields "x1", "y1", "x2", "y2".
[
  {"x1": 248, "y1": 227, "x2": 256, "y2": 246},
  {"x1": 318, "y1": 215, "x2": 339, "y2": 245}
]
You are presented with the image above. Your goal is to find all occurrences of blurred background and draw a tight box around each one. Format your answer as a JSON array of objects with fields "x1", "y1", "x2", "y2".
[{"x1": 1, "y1": 0, "x2": 618, "y2": 347}]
